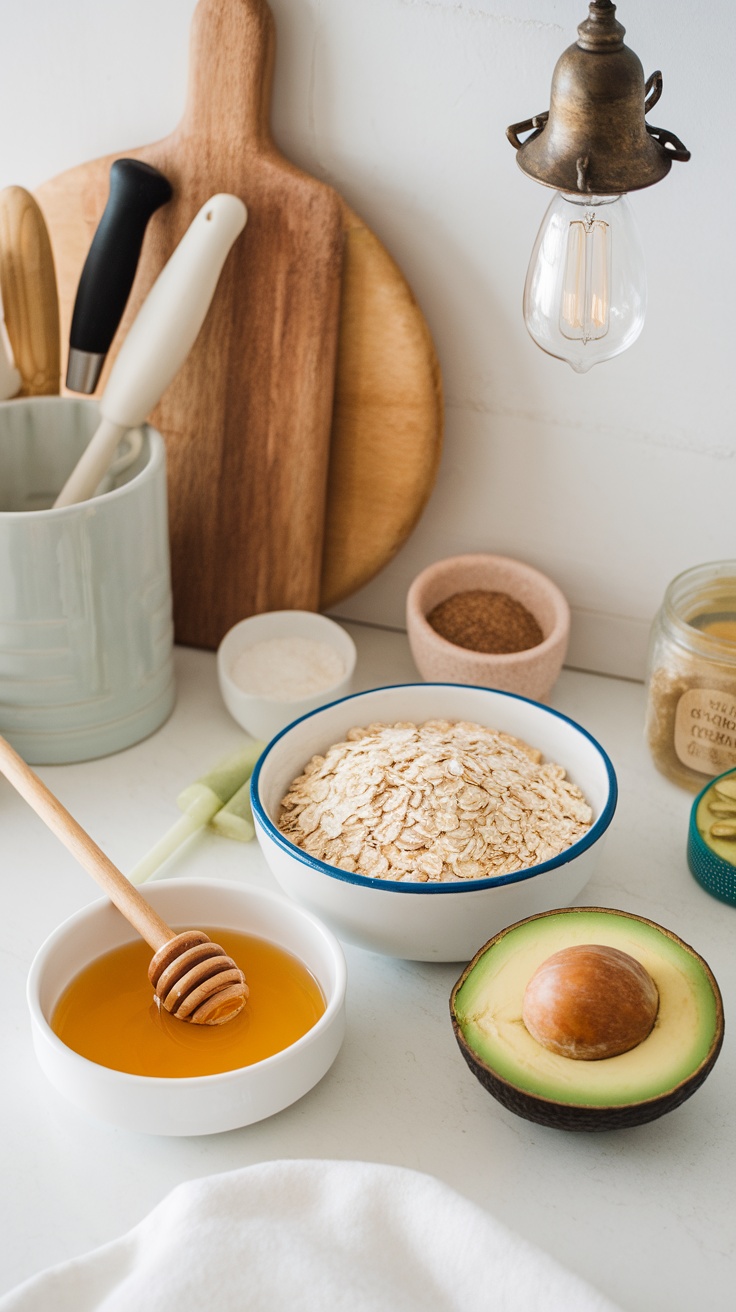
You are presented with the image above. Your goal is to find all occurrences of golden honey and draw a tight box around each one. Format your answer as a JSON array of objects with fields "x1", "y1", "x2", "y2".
[
  {"x1": 51, "y1": 928, "x2": 326, "y2": 1078},
  {"x1": 700, "y1": 619, "x2": 736, "y2": 643}
]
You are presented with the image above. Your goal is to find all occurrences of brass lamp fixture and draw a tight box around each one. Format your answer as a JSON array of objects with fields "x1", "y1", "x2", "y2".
[{"x1": 507, "y1": 0, "x2": 689, "y2": 372}]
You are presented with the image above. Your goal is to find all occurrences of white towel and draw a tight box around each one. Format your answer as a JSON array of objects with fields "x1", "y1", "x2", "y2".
[{"x1": 0, "y1": 1159, "x2": 623, "y2": 1312}]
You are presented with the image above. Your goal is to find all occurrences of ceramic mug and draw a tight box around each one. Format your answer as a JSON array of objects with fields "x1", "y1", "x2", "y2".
[{"x1": 0, "y1": 397, "x2": 175, "y2": 763}]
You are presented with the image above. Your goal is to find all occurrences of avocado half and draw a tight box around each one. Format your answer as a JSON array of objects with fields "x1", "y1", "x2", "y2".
[{"x1": 450, "y1": 908, "x2": 724, "y2": 1132}]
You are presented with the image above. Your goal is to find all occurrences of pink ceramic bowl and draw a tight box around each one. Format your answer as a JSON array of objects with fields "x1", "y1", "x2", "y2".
[{"x1": 406, "y1": 554, "x2": 570, "y2": 701}]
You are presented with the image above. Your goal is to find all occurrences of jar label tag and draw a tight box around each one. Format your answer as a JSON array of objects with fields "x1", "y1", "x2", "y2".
[{"x1": 674, "y1": 689, "x2": 736, "y2": 775}]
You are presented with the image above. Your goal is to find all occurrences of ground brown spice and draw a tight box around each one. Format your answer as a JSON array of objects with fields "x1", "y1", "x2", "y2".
[{"x1": 426, "y1": 589, "x2": 544, "y2": 655}]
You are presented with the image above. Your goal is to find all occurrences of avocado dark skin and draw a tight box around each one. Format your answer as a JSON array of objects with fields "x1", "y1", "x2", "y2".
[{"x1": 450, "y1": 908, "x2": 724, "y2": 1132}]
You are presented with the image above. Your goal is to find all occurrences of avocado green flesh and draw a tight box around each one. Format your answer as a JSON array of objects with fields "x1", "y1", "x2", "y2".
[
  {"x1": 454, "y1": 911, "x2": 719, "y2": 1107},
  {"x1": 696, "y1": 788, "x2": 736, "y2": 868}
]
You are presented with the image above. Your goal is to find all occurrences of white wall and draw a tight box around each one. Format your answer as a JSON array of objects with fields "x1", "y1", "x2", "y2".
[{"x1": 2, "y1": 0, "x2": 732, "y2": 677}]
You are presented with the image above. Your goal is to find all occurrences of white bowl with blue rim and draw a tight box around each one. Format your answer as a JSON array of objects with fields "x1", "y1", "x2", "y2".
[{"x1": 251, "y1": 684, "x2": 617, "y2": 961}]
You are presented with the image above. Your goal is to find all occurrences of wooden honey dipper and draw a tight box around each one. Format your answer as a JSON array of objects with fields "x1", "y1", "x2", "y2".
[{"x1": 0, "y1": 736, "x2": 248, "y2": 1025}]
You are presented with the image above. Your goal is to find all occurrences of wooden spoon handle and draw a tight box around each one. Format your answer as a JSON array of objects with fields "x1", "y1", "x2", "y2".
[
  {"x1": 0, "y1": 186, "x2": 60, "y2": 396},
  {"x1": 0, "y1": 736, "x2": 173, "y2": 952}
]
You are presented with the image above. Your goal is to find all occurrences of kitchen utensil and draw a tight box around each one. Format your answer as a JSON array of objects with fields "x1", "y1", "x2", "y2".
[
  {"x1": 0, "y1": 397, "x2": 175, "y2": 764},
  {"x1": 0, "y1": 735, "x2": 246, "y2": 1024},
  {"x1": 0, "y1": 186, "x2": 58, "y2": 397},
  {"x1": 54, "y1": 193, "x2": 246, "y2": 507},
  {"x1": 0, "y1": 291, "x2": 20, "y2": 400},
  {"x1": 252, "y1": 683, "x2": 617, "y2": 961},
  {"x1": 35, "y1": 0, "x2": 442, "y2": 642},
  {"x1": 66, "y1": 159, "x2": 173, "y2": 394}
]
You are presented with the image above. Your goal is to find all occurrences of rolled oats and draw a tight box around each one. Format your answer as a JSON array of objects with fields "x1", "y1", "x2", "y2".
[{"x1": 278, "y1": 719, "x2": 593, "y2": 883}]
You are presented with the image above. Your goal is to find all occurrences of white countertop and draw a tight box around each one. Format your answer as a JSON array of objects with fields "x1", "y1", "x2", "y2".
[{"x1": 2, "y1": 623, "x2": 734, "y2": 1311}]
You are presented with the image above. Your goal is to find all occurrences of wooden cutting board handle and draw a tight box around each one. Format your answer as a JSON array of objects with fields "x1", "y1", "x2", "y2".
[
  {"x1": 0, "y1": 187, "x2": 60, "y2": 396},
  {"x1": 180, "y1": 0, "x2": 274, "y2": 146}
]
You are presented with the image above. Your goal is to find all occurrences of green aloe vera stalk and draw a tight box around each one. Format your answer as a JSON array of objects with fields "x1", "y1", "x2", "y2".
[
  {"x1": 128, "y1": 742, "x2": 264, "y2": 884},
  {"x1": 210, "y1": 779, "x2": 255, "y2": 843},
  {"x1": 176, "y1": 741, "x2": 265, "y2": 815}
]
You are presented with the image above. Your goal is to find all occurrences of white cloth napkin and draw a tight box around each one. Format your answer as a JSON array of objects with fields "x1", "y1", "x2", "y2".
[{"x1": 0, "y1": 1159, "x2": 623, "y2": 1312}]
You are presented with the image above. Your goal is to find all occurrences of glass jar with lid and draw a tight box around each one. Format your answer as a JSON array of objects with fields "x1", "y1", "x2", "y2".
[{"x1": 646, "y1": 561, "x2": 736, "y2": 790}]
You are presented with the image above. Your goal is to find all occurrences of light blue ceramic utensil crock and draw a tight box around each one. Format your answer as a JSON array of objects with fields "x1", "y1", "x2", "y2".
[{"x1": 0, "y1": 397, "x2": 175, "y2": 763}]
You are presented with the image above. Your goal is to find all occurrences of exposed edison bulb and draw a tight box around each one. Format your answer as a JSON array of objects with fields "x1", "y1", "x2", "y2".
[{"x1": 523, "y1": 192, "x2": 647, "y2": 372}]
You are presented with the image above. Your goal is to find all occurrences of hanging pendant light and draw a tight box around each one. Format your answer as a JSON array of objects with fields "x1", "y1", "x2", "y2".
[{"x1": 507, "y1": 0, "x2": 690, "y2": 372}]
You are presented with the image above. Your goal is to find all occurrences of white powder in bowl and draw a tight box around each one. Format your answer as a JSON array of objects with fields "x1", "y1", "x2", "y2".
[{"x1": 230, "y1": 636, "x2": 346, "y2": 702}]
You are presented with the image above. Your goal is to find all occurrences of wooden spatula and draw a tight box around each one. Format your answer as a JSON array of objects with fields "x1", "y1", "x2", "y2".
[{"x1": 0, "y1": 187, "x2": 60, "y2": 397}]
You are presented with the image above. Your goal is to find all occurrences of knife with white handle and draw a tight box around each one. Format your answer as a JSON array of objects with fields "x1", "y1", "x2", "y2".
[{"x1": 54, "y1": 193, "x2": 247, "y2": 508}]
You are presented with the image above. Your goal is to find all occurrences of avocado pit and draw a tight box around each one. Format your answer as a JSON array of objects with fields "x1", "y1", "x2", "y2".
[{"x1": 522, "y1": 943, "x2": 659, "y2": 1060}]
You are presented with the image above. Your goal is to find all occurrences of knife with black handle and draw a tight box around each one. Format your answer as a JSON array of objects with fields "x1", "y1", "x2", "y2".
[{"x1": 66, "y1": 158, "x2": 173, "y2": 393}]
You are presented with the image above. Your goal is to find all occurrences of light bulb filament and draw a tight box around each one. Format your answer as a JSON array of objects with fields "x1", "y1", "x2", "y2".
[
  {"x1": 560, "y1": 216, "x2": 611, "y2": 343},
  {"x1": 523, "y1": 191, "x2": 646, "y2": 371}
]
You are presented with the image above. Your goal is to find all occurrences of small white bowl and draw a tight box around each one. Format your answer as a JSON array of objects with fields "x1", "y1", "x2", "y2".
[
  {"x1": 251, "y1": 684, "x2": 617, "y2": 962},
  {"x1": 217, "y1": 610, "x2": 357, "y2": 742},
  {"x1": 27, "y1": 879, "x2": 347, "y2": 1136}
]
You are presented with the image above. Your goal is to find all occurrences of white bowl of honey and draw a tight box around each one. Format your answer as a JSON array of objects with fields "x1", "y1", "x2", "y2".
[{"x1": 27, "y1": 879, "x2": 347, "y2": 1136}]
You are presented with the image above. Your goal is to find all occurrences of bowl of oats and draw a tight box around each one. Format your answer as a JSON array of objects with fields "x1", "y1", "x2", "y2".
[{"x1": 250, "y1": 684, "x2": 617, "y2": 961}]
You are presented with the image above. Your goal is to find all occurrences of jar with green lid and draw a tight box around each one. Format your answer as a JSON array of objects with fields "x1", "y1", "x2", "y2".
[{"x1": 645, "y1": 561, "x2": 736, "y2": 790}]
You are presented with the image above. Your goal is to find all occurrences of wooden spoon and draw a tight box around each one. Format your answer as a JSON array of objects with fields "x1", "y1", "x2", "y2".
[
  {"x1": 0, "y1": 186, "x2": 60, "y2": 396},
  {"x1": 0, "y1": 736, "x2": 247, "y2": 1025}
]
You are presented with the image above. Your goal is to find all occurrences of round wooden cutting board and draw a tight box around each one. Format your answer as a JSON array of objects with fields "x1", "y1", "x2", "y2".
[{"x1": 321, "y1": 204, "x2": 443, "y2": 609}]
